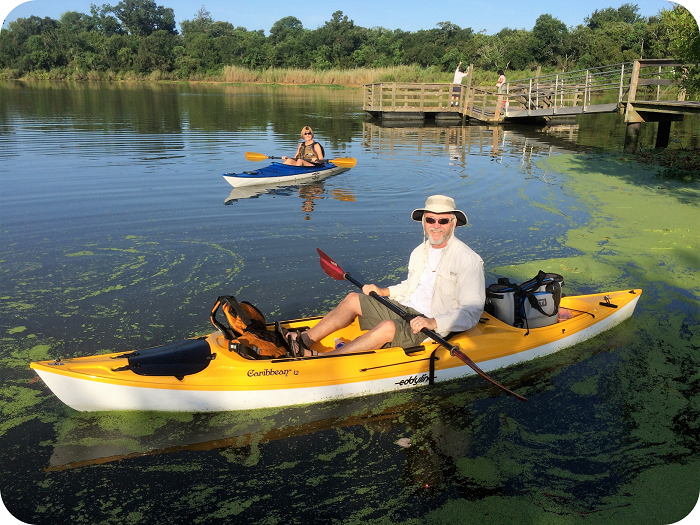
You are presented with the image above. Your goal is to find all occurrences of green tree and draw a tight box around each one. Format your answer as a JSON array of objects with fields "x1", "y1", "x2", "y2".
[
  {"x1": 0, "y1": 16, "x2": 61, "y2": 71},
  {"x1": 269, "y1": 16, "x2": 303, "y2": 44},
  {"x1": 532, "y1": 14, "x2": 569, "y2": 66},
  {"x1": 500, "y1": 28, "x2": 537, "y2": 70},
  {"x1": 585, "y1": 3, "x2": 643, "y2": 29},
  {"x1": 180, "y1": 6, "x2": 214, "y2": 35},
  {"x1": 657, "y1": 4, "x2": 700, "y2": 95},
  {"x1": 311, "y1": 11, "x2": 363, "y2": 69},
  {"x1": 133, "y1": 29, "x2": 177, "y2": 72},
  {"x1": 90, "y1": 4, "x2": 124, "y2": 36},
  {"x1": 111, "y1": 0, "x2": 177, "y2": 36}
]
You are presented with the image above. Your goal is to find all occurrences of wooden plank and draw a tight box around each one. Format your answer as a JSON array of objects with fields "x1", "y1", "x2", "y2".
[{"x1": 637, "y1": 79, "x2": 674, "y2": 86}]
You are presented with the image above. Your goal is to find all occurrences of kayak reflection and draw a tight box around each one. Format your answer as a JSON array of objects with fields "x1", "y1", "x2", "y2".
[
  {"x1": 45, "y1": 389, "x2": 466, "y2": 474},
  {"x1": 224, "y1": 174, "x2": 355, "y2": 220}
]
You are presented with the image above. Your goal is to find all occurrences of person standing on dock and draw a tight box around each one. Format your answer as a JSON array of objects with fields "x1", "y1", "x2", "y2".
[
  {"x1": 451, "y1": 61, "x2": 469, "y2": 106},
  {"x1": 496, "y1": 70, "x2": 506, "y2": 93}
]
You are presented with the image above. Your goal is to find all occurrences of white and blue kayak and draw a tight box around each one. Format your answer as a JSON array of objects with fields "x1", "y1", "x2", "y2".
[{"x1": 224, "y1": 161, "x2": 351, "y2": 188}]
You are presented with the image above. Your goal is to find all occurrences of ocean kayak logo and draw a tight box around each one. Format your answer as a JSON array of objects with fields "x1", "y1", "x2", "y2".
[
  {"x1": 395, "y1": 374, "x2": 429, "y2": 386},
  {"x1": 247, "y1": 368, "x2": 299, "y2": 378}
]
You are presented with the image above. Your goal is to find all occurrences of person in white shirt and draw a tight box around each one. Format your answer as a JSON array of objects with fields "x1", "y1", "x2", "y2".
[
  {"x1": 451, "y1": 61, "x2": 469, "y2": 106},
  {"x1": 291, "y1": 195, "x2": 485, "y2": 356},
  {"x1": 496, "y1": 70, "x2": 506, "y2": 93}
]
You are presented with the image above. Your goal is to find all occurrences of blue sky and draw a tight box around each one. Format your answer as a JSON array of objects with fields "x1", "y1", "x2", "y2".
[{"x1": 1, "y1": 0, "x2": 698, "y2": 34}]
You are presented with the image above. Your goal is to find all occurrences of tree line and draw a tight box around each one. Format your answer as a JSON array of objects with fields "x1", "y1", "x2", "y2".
[{"x1": 0, "y1": 0, "x2": 698, "y2": 92}]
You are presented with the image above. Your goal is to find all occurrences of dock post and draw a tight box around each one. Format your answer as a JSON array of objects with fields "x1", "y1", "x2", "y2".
[
  {"x1": 624, "y1": 123, "x2": 641, "y2": 152},
  {"x1": 655, "y1": 121, "x2": 671, "y2": 149}
]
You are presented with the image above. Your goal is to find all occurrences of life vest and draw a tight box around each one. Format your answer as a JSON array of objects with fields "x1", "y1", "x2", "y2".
[
  {"x1": 210, "y1": 296, "x2": 291, "y2": 359},
  {"x1": 296, "y1": 141, "x2": 325, "y2": 163}
]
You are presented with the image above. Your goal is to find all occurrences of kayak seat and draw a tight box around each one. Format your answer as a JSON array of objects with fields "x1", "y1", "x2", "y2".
[{"x1": 113, "y1": 338, "x2": 216, "y2": 380}]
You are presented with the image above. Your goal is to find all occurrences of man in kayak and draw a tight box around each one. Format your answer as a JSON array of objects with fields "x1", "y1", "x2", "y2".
[
  {"x1": 282, "y1": 126, "x2": 325, "y2": 166},
  {"x1": 292, "y1": 195, "x2": 485, "y2": 356}
]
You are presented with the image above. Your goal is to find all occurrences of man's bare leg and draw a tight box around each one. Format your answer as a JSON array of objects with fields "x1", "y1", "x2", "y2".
[
  {"x1": 321, "y1": 320, "x2": 395, "y2": 355},
  {"x1": 295, "y1": 292, "x2": 395, "y2": 355},
  {"x1": 297, "y1": 292, "x2": 362, "y2": 348}
]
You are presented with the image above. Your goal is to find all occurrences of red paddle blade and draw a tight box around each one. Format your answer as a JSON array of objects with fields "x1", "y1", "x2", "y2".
[{"x1": 317, "y1": 248, "x2": 346, "y2": 281}]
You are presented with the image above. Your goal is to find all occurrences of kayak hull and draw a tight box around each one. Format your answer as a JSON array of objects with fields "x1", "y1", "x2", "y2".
[
  {"x1": 31, "y1": 289, "x2": 641, "y2": 412},
  {"x1": 223, "y1": 162, "x2": 348, "y2": 188}
]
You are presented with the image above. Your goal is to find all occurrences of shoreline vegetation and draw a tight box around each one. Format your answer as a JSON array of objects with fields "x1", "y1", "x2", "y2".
[
  {"x1": 0, "y1": 64, "x2": 528, "y2": 87},
  {"x1": 1, "y1": 3, "x2": 698, "y2": 93}
]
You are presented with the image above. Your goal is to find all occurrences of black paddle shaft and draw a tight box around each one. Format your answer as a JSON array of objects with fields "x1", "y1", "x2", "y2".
[
  {"x1": 343, "y1": 271, "x2": 527, "y2": 403},
  {"x1": 344, "y1": 273, "x2": 456, "y2": 351}
]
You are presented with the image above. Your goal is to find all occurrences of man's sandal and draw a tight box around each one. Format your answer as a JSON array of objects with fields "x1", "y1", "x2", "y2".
[
  {"x1": 275, "y1": 322, "x2": 297, "y2": 358},
  {"x1": 295, "y1": 331, "x2": 318, "y2": 357}
]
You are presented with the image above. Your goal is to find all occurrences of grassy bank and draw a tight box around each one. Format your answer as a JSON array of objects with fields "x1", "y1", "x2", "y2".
[{"x1": 1, "y1": 65, "x2": 539, "y2": 87}]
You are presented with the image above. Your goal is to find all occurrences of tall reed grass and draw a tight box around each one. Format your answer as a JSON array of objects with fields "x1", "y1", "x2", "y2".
[
  {"x1": 220, "y1": 65, "x2": 547, "y2": 87},
  {"x1": 0, "y1": 64, "x2": 545, "y2": 87}
]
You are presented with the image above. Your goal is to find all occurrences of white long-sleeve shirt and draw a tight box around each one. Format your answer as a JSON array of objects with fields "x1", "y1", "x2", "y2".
[{"x1": 388, "y1": 235, "x2": 485, "y2": 336}]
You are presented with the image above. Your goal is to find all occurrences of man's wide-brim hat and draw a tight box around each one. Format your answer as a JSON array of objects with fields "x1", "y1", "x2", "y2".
[{"x1": 412, "y1": 195, "x2": 468, "y2": 226}]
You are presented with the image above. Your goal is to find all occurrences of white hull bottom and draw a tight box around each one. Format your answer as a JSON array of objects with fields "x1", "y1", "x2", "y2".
[
  {"x1": 223, "y1": 166, "x2": 345, "y2": 188},
  {"x1": 36, "y1": 295, "x2": 638, "y2": 412}
]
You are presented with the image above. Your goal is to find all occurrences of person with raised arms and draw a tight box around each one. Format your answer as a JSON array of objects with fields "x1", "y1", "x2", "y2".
[{"x1": 451, "y1": 61, "x2": 469, "y2": 106}]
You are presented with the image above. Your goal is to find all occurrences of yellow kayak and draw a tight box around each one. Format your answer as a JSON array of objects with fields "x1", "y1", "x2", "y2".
[{"x1": 30, "y1": 289, "x2": 641, "y2": 412}]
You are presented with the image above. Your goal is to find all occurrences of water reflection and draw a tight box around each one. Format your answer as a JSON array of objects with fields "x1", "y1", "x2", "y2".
[
  {"x1": 46, "y1": 385, "x2": 475, "y2": 499},
  {"x1": 0, "y1": 80, "x2": 363, "y2": 149},
  {"x1": 362, "y1": 120, "x2": 582, "y2": 169},
  {"x1": 223, "y1": 172, "x2": 355, "y2": 220}
]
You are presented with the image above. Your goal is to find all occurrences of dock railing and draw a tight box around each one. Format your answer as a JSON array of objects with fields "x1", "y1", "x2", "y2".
[
  {"x1": 492, "y1": 59, "x2": 692, "y2": 121},
  {"x1": 363, "y1": 82, "x2": 466, "y2": 113}
]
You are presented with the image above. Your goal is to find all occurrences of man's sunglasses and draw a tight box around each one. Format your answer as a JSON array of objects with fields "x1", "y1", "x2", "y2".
[{"x1": 424, "y1": 217, "x2": 452, "y2": 225}]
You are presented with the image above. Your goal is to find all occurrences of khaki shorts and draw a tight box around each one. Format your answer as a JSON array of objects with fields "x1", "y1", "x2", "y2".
[{"x1": 358, "y1": 294, "x2": 429, "y2": 349}]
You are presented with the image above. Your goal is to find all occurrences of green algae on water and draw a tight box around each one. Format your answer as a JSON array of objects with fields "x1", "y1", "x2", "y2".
[{"x1": 497, "y1": 154, "x2": 700, "y2": 297}]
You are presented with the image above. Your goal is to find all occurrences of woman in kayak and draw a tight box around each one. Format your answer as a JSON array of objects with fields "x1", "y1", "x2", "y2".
[{"x1": 282, "y1": 126, "x2": 325, "y2": 166}]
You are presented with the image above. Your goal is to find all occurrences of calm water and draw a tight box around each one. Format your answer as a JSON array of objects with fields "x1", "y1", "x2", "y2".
[{"x1": 1, "y1": 81, "x2": 699, "y2": 524}]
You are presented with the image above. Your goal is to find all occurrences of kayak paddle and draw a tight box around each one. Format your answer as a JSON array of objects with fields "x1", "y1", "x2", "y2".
[
  {"x1": 317, "y1": 248, "x2": 527, "y2": 403},
  {"x1": 245, "y1": 151, "x2": 357, "y2": 168}
]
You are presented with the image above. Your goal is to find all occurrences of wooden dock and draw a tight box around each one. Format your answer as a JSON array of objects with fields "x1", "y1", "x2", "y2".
[{"x1": 363, "y1": 59, "x2": 698, "y2": 149}]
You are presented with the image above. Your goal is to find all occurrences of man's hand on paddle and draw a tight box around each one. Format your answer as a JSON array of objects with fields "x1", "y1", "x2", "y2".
[
  {"x1": 362, "y1": 284, "x2": 389, "y2": 297},
  {"x1": 409, "y1": 316, "x2": 437, "y2": 334}
]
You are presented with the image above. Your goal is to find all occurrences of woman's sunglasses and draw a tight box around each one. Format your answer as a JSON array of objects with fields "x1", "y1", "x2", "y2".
[
  {"x1": 424, "y1": 217, "x2": 452, "y2": 225},
  {"x1": 304, "y1": 132, "x2": 313, "y2": 136}
]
